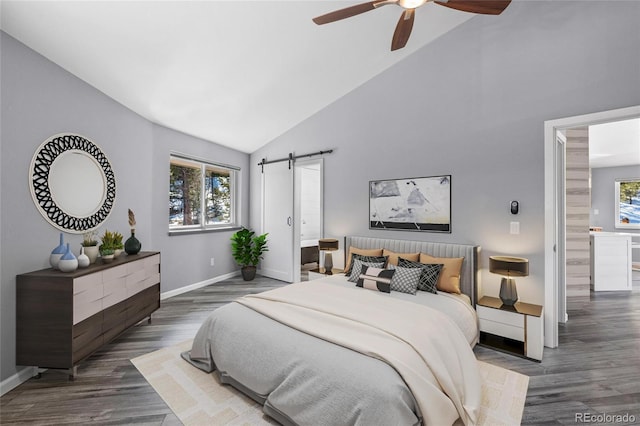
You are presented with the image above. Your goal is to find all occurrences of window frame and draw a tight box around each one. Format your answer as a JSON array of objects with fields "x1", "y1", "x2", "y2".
[
  {"x1": 615, "y1": 177, "x2": 640, "y2": 229},
  {"x1": 169, "y1": 153, "x2": 240, "y2": 235}
]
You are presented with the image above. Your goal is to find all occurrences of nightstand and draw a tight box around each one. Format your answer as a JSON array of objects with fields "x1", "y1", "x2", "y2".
[
  {"x1": 477, "y1": 296, "x2": 544, "y2": 361},
  {"x1": 308, "y1": 268, "x2": 343, "y2": 281}
]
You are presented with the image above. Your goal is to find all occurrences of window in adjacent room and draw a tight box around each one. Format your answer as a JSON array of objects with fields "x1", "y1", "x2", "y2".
[
  {"x1": 169, "y1": 154, "x2": 239, "y2": 232},
  {"x1": 615, "y1": 178, "x2": 640, "y2": 229}
]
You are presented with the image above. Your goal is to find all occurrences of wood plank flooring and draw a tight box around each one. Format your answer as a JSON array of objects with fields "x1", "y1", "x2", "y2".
[{"x1": 2, "y1": 273, "x2": 639, "y2": 425}]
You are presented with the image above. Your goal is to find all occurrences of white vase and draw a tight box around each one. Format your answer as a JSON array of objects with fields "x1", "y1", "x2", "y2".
[
  {"x1": 83, "y1": 245, "x2": 99, "y2": 264},
  {"x1": 114, "y1": 249, "x2": 123, "y2": 258},
  {"x1": 58, "y1": 243, "x2": 78, "y2": 273},
  {"x1": 77, "y1": 246, "x2": 90, "y2": 268},
  {"x1": 50, "y1": 232, "x2": 66, "y2": 269}
]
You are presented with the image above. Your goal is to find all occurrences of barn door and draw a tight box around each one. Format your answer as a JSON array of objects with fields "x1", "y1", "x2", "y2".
[{"x1": 260, "y1": 160, "x2": 294, "y2": 282}]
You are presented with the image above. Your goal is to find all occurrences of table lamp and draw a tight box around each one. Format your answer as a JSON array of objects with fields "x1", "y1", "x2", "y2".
[
  {"x1": 489, "y1": 255, "x2": 529, "y2": 306},
  {"x1": 318, "y1": 238, "x2": 339, "y2": 274}
]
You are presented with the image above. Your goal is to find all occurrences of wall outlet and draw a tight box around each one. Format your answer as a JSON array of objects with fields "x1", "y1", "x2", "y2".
[
  {"x1": 510, "y1": 221, "x2": 520, "y2": 235},
  {"x1": 210, "y1": 257, "x2": 215, "y2": 267}
]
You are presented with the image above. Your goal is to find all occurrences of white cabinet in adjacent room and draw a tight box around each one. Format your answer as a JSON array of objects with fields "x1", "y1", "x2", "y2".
[{"x1": 590, "y1": 232, "x2": 632, "y2": 291}]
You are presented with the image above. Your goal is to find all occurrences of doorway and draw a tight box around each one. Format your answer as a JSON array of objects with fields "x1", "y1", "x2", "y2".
[
  {"x1": 260, "y1": 157, "x2": 324, "y2": 283},
  {"x1": 295, "y1": 159, "x2": 324, "y2": 281},
  {"x1": 544, "y1": 105, "x2": 640, "y2": 348}
]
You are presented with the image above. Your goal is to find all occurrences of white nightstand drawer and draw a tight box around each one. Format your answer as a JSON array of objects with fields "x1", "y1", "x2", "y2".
[
  {"x1": 477, "y1": 305, "x2": 524, "y2": 328},
  {"x1": 479, "y1": 318, "x2": 525, "y2": 342}
]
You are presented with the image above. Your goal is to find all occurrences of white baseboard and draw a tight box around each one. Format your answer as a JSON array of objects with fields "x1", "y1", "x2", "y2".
[
  {"x1": 0, "y1": 366, "x2": 38, "y2": 396},
  {"x1": 2, "y1": 273, "x2": 239, "y2": 396},
  {"x1": 160, "y1": 271, "x2": 240, "y2": 300}
]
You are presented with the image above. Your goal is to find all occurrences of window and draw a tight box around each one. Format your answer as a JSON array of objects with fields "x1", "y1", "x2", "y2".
[
  {"x1": 169, "y1": 154, "x2": 239, "y2": 232},
  {"x1": 615, "y1": 178, "x2": 640, "y2": 229}
]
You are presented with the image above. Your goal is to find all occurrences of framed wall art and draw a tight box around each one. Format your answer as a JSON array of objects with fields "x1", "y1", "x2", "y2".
[{"x1": 369, "y1": 175, "x2": 451, "y2": 233}]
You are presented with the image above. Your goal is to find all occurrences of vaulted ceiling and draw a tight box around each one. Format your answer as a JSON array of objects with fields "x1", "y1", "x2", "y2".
[
  {"x1": 0, "y1": 1, "x2": 475, "y2": 153},
  {"x1": 3, "y1": 1, "x2": 637, "y2": 163}
]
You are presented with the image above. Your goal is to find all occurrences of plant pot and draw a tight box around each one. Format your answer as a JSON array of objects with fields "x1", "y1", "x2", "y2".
[
  {"x1": 241, "y1": 266, "x2": 257, "y2": 281},
  {"x1": 83, "y1": 245, "x2": 99, "y2": 264},
  {"x1": 101, "y1": 254, "x2": 115, "y2": 263}
]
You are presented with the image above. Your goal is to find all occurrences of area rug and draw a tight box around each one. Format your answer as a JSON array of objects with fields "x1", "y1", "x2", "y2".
[{"x1": 131, "y1": 340, "x2": 528, "y2": 426}]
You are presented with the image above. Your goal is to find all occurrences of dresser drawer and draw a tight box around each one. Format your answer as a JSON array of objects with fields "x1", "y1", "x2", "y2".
[
  {"x1": 73, "y1": 274, "x2": 104, "y2": 325},
  {"x1": 477, "y1": 305, "x2": 524, "y2": 327},
  {"x1": 479, "y1": 318, "x2": 525, "y2": 342},
  {"x1": 102, "y1": 264, "x2": 128, "y2": 282}
]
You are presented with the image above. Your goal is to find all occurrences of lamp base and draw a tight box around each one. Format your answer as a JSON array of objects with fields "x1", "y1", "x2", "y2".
[
  {"x1": 323, "y1": 252, "x2": 334, "y2": 275},
  {"x1": 499, "y1": 278, "x2": 518, "y2": 306}
]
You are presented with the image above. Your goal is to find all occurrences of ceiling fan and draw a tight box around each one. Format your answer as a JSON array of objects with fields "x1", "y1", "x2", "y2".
[{"x1": 312, "y1": 0, "x2": 511, "y2": 51}]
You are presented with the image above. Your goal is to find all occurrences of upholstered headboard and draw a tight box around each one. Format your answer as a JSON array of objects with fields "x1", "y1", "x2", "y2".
[{"x1": 344, "y1": 236, "x2": 481, "y2": 306}]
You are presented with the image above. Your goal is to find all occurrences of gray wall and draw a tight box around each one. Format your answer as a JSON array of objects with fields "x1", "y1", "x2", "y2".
[
  {"x1": 0, "y1": 32, "x2": 249, "y2": 383},
  {"x1": 591, "y1": 165, "x2": 640, "y2": 261},
  {"x1": 251, "y1": 1, "x2": 640, "y2": 305}
]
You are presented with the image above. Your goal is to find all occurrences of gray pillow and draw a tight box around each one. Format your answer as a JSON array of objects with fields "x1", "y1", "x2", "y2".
[
  {"x1": 389, "y1": 266, "x2": 421, "y2": 295},
  {"x1": 397, "y1": 258, "x2": 443, "y2": 294},
  {"x1": 345, "y1": 253, "x2": 388, "y2": 275}
]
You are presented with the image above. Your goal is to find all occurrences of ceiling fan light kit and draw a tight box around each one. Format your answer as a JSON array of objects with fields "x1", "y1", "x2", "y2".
[{"x1": 313, "y1": 0, "x2": 511, "y2": 51}]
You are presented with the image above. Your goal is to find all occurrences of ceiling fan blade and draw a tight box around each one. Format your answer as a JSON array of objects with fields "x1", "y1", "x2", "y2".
[
  {"x1": 391, "y1": 9, "x2": 415, "y2": 51},
  {"x1": 312, "y1": 1, "x2": 391, "y2": 25},
  {"x1": 434, "y1": 0, "x2": 511, "y2": 15}
]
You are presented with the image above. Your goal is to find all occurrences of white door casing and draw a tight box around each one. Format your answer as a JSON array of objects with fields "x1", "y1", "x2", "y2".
[{"x1": 544, "y1": 105, "x2": 640, "y2": 349}]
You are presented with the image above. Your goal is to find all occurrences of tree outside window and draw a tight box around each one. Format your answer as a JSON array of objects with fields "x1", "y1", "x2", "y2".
[
  {"x1": 615, "y1": 178, "x2": 640, "y2": 229},
  {"x1": 169, "y1": 155, "x2": 238, "y2": 231}
]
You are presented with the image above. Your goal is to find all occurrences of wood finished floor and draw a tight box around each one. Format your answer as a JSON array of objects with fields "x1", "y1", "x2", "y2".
[{"x1": 2, "y1": 272, "x2": 639, "y2": 425}]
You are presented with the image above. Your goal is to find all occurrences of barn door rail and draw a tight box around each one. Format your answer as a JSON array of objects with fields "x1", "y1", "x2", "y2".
[{"x1": 258, "y1": 149, "x2": 333, "y2": 172}]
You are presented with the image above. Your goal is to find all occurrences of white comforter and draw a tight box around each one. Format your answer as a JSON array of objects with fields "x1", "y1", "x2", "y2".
[
  {"x1": 319, "y1": 273, "x2": 479, "y2": 345},
  {"x1": 238, "y1": 281, "x2": 482, "y2": 425}
]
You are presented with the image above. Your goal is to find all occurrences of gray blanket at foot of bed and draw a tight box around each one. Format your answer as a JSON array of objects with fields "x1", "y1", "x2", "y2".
[{"x1": 182, "y1": 302, "x2": 421, "y2": 426}]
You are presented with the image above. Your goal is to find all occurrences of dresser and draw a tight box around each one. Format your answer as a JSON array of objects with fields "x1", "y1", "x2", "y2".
[{"x1": 17, "y1": 252, "x2": 160, "y2": 376}]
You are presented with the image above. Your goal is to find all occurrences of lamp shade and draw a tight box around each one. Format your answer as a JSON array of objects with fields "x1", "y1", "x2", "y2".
[
  {"x1": 489, "y1": 256, "x2": 529, "y2": 277},
  {"x1": 318, "y1": 238, "x2": 339, "y2": 251}
]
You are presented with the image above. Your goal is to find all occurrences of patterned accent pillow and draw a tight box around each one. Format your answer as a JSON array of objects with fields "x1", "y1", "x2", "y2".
[
  {"x1": 419, "y1": 253, "x2": 464, "y2": 294},
  {"x1": 348, "y1": 258, "x2": 385, "y2": 283},
  {"x1": 389, "y1": 266, "x2": 421, "y2": 295},
  {"x1": 356, "y1": 266, "x2": 394, "y2": 293},
  {"x1": 345, "y1": 253, "x2": 388, "y2": 276},
  {"x1": 398, "y1": 258, "x2": 444, "y2": 294}
]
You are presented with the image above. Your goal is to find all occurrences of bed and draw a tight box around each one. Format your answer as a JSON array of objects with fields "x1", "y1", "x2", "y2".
[{"x1": 183, "y1": 236, "x2": 481, "y2": 426}]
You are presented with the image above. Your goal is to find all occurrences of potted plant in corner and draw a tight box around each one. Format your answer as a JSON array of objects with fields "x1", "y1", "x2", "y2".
[{"x1": 230, "y1": 227, "x2": 269, "y2": 281}]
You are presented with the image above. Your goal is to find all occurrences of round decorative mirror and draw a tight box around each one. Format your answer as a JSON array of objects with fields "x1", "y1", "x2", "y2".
[{"x1": 29, "y1": 133, "x2": 116, "y2": 233}]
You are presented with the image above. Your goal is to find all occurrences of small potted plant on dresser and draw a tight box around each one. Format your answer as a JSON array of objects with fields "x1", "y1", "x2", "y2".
[
  {"x1": 81, "y1": 230, "x2": 100, "y2": 264},
  {"x1": 99, "y1": 230, "x2": 117, "y2": 263},
  {"x1": 113, "y1": 231, "x2": 124, "y2": 257},
  {"x1": 230, "y1": 227, "x2": 268, "y2": 281}
]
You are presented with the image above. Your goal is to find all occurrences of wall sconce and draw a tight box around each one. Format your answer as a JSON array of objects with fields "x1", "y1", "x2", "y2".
[
  {"x1": 489, "y1": 255, "x2": 529, "y2": 306},
  {"x1": 318, "y1": 238, "x2": 339, "y2": 274}
]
